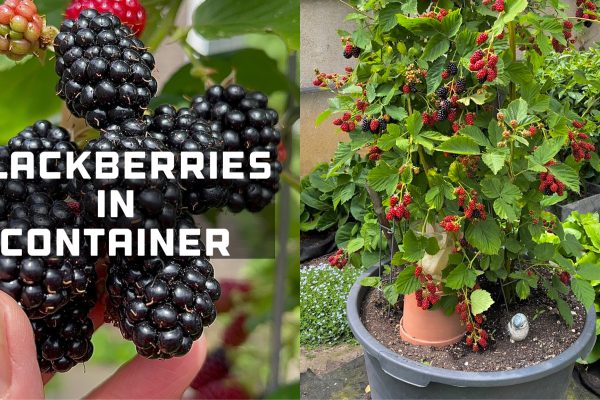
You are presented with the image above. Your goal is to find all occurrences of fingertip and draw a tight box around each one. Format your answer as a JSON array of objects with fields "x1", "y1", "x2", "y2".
[{"x1": 0, "y1": 291, "x2": 44, "y2": 398}]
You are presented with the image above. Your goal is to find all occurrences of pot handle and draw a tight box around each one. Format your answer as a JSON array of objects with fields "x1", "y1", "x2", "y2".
[{"x1": 378, "y1": 351, "x2": 431, "y2": 388}]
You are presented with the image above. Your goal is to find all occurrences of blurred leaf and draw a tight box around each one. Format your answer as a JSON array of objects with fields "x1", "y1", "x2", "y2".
[
  {"x1": 265, "y1": 382, "x2": 300, "y2": 399},
  {"x1": 193, "y1": 0, "x2": 299, "y2": 51},
  {"x1": 38, "y1": 0, "x2": 70, "y2": 27},
  {"x1": 0, "y1": 55, "x2": 62, "y2": 142}
]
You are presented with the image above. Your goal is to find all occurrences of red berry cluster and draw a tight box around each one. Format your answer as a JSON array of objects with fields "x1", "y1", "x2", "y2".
[
  {"x1": 464, "y1": 194, "x2": 487, "y2": 221},
  {"x1": 0, "y1": 0, "x2": 50, "y2": 60},
  {"x1": 523, "y1": 125, "x2": 537, "y2": 138},
  {"x1": 385, "y1": 193, "x2": 411, "y2": 221},
  {"x1": 440, "y1": 215, "x2": 461, "y2": 232},
  {"x1": 551, "y1": 21, "x2": 576, "y2": 53},
  {"x1": 333, "y1": 111, "x2": 359, "y2": 132},
  {"x1": 312, "y1": 68, "x2": 351, "y2": 88},
  {"x1": 455, "y1": 187, "x2": 467, "y2": 207},
  {"x1": 414, "y1": 266, "x2": 442, "y2": 310},
  {"x1": 573, "y1": 119, "x2": 586, "y2": 129},
  {"x1": 532, "y1": 216, "x2": 557, "y2": 233},
  {"x1": 576, "y1": 0, "x2": 598, "y2": 27},
  {"x1": 363, "y1": 115, "x2": 389, "y2": 134},
  {"x1": 328, "y1": 249, "x2": 348, "y2": 269},
  {"x1": 465, "y1": 112, "x2": 476, "y2": 125},
  {"x1": 65, "y1": 0, "x2": 147, "y2": 36},
  {"x1": 342, "y1": 38, "x2": 360, "y2": 59},
  {"x1": 368, "y1": 145, "x2": 382, "y2": 161},
  {"x1": 559, "y1": 271, "x2": 571, "y2": 285},
  {"x1": 419, "y1": 8, "x2": 448, "y2": 21},
  {"x1": 455, "y1": 299, "x2": 488, "y2": 351},
  {"x1": 458, "y1": 155, "x2": 480, "y2": 178},
  {"x1": 356, "y1": 98, "x2": 368, "y2": 112},
  {"x1": 402, "y1": 64, "x2": 428, "y2": 94},
  {"x1": 539, "y1": 160, "x2": 566, "y2": 196},
  {"x1": 476, "y1": 32, "x2": 489, "y2": 45},
  {"x1": 469, "y1": 49, "x2": 498, "y2": 83},
  {"x1": 568, "y1": 130, "x2": 595, "y2": 162},
  {"x1": 482, "y1": 0, "x2": 505, "y2": 11}
]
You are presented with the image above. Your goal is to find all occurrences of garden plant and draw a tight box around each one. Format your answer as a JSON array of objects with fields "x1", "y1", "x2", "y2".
[{"x1": 306, "y1": 0, "x2": 600, "y2": 396}]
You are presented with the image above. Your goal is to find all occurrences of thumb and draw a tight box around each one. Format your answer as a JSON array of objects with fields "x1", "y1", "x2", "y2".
[{"x1": 0, "y1": 291, "x2": 44, "y2": 399}]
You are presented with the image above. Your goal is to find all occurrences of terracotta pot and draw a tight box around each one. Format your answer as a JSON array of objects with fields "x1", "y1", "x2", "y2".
[{"x1": 399, "y1": 293, "x2": 464, "y2": 347}]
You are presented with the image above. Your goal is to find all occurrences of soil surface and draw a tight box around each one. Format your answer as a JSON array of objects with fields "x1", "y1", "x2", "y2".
[
  {"x1": 300, "y1": 252, "x2": 335, "y2": 269},
  {"x1": 300, "y1": 229, "x2": 335, "y2": 248},
  {"x1": 361, "y1": 287, "x2": 586, "y2": 372}
]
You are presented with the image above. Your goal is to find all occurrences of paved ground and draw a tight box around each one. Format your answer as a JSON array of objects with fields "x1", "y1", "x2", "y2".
[{"x1": 300, "y1": 345, "x2": 599, "y2": 400}]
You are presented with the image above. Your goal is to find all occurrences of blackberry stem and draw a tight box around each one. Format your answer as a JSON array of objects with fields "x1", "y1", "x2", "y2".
[{"x1": 508, "y1": 21, "x2": 517, "y2": 101}]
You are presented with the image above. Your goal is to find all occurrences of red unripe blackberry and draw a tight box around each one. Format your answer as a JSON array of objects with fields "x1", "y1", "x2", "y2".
[
  {"x1": 190, "y1": 348, "x2": 230, "y2": 390},
  {"x1": 369, "y1": 118, "x2": 380, "y2": 133},
  {"x1": 193, "y1": 379, "x2": 251, "y2": 400},
  {"x1": 476, "y1": 32, "x2": 488, "y2": 45},
  {"x1": 402, "y1": 84, "x2": 411, "y2": 93},
  {"x1": 65, "y1": 0, "x2": 147, "y2": 36}
]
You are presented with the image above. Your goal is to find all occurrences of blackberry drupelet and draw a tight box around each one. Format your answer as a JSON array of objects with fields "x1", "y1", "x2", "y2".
[
  {"x1": 0, "y1": 120, "x2": 78, "y2": 220},
  {"x1": 0, "y1": 195, "x2": 96, "y2": 319},
  {"x1": 105, "y1": 218, "x2": 220, "y2": 359},
  {"x1": 361, "y1": 118, "x2": 370, "y2": 132},
  {"x1": 54, "y1": 9, "x2": 157, "y2": 129},
  {"x1": 190, "y1": 84, "x2": 282, "y2": 213},
  {"x1": 68, "y1": 120, "x2": 182, "y2": 233},
  {"x1": 147, "y1": 104, "x2": 229, "y2": 214},
  {"x1": 33, "y1": 292, "x2": 96, "y2": 373}
]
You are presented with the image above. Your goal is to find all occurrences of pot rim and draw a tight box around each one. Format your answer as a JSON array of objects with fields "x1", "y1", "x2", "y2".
[{"x1": 347, "y1": 263, "x2": 597, "y2": 387}]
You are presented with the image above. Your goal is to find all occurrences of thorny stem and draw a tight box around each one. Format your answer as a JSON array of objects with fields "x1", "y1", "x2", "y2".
[{"x1": 508, "y1": 21, "x2": 517, "y2": 101}]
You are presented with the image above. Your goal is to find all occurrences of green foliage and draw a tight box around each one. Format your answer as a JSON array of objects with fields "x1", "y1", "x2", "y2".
[{"x1": 300, "y1": 266, "x2": 361, "y2": 347}]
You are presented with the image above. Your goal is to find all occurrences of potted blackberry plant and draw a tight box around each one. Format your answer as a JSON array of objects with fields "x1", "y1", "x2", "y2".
[{"x1": 310, "y1": 0, "x2": 600, "y2": 398}]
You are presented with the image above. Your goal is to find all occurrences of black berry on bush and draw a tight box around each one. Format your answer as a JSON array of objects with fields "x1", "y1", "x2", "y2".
[
  {"x1": 105, "y1": 219, "x2": 220, "y2": 359},
  {"x1": 53, "y1": 9, "x2": 157, "y2": 129},
  {"x1": 447, "y1": 62, "x2": 458, "y2": 76},
  {"x1": 436, "y1": 86, "x2": 448, "y2": 99},
  {"x1": 147, "y1": 105, "x2": 229, "y2": 214},
  {"x1": 189, "y1": 84, "x2": 282, "y2": 213},
  {"x1": 361, "y1": 118, "x2": 370, "y2": 132},
  {"x1": 0, "y1": 196, "x2": 96, "y2": 320},
  {"x1": 33, "y1": 293, "x2": 96, "y2": 373}
]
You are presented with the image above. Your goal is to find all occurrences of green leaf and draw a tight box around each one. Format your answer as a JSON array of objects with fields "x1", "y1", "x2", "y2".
[
  {"x1": 401, "y1": 231, "x2": 438, "y2": 262},
  {"x1": 562, "y1": 233, "x2": 583, "y2": 257},
  {"x1": 333, "y1": 183, "x2": 356, "y2": 208},
  {"x1": 505, "y1": 62, "x2": 533, "y2": 86},
  {"x1": 395, "y1": 266, "x2": 421, "y2": 294},
  {"x1": 439, "y1": 9, "x2": 462, "y2": 38},
  {"x1": 480, "y1": 177, "x2": 521, "y2": 203},
  {"x1": 461, "y1": 126, "x2": 491, "y2": 148},
  {"x1": 385, "y1": 105, "x2": 408, "y2": 121},
  {"x1": 379, "y1": 3, "x2": 403, "y2": 32},
  {"x1": 406, "y1": 112, "x2": 423, "y2": 137},
  {"x1": 466, "y1": 219, "x2": 502, "y2": 255},
  {"x1": 327, "y1": 142, "x2": 355, "y2": 177},
  {"x1": 493, "y1": 199, "x2": 518, "y2": 221},
  {"x1": 533, "y1": 243, "x2": 555, "y2": 261},
  {"x1": 435, "y1": 136, "x2": 480, "y2": 155},
  {"x1": 426, "y1": 56, "x2": 446, "y2": 95},
  {"x1": 548, "y1": 163, "x2": 580, "y2": 193},
  {"x1": 193, "y1": 0, "x2": 300, "y2": 50},
  {"x1": 556, "y1": 298, "x2": 574, "y2": 327},
  {"x1": 504, "y1": 98, "x2": 529, "y2": 125},
  {"x1": 361, "y1": 276, "x2": 381, "y2": 287},
  {"x1": 383, "y1": 284, "x2": 400, "y2": 305},
  {"x1": 470, "y1": 289, "x2": 495, "y2": 315},
  {"x1": 397, "y1": 14, "x2": 439, "y2": 36},
  {"x1": 571, "y1": 278, "x2": 595, "y2": 309},
  {"x1": 532, "y1": 136, "x2": 566, "y2": 165},
  {"x1": 576, "y1": 263, "x2": 600, "y2": 281},
  {"x1": 347, "y1": 237, "x2": 365, "y2": 254},
  {"x1": 482, "y1": 151, "x2": 507, "y2": 174},
  {"x1": 421, "y1": 34, "x2": 450, "y2": 62},
  {"x1": 0, "y1": 56, "x2": 62, "y2": 140},
  {"x1": 516, "y1": 280, "x2": 531, "y2": 299},
  {"x1": 367, "y1": 162, "x2": 399, "y2": 195},
  {"x1": 315, "y1": 109, "x2": 333, "y2": 127},
  {"x1": 445, "y1": 264, "x2": 478, "y2": 290}
]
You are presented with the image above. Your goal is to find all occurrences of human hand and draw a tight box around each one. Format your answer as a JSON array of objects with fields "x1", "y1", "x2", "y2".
[{"x1": 0, "y1": 291, "x2": 207, "y2": 399}]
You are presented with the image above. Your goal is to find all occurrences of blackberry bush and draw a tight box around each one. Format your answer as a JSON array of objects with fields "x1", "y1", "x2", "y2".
[
  {"x1": 54, "y1": 8, "x2": 157, "y2": 129},
  {"x1": 190, "y1": 84, "x2": 282, "y2": 213}
]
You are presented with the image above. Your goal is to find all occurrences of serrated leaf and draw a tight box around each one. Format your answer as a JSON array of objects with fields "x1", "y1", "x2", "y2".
[
  {"x1": 532, "y1": 136, "x2": 566, "y2": 165},
  {"x1": 576, "y1": 263, "x2": 600, "y2": 281},
  {"x1": 421, "y1": 34, "x2": 450, "y2": 62},
  {"x1": 548, "y1": 163, "x2": 580, "y2": 193},
  {"x1": 333, "y1": 183, "x2": 355, "y2": 208},
  {"x1": 438, "y1": 9, "x2": 462, "y2": 37},
  {"x1": 346, "y1": 237, "x2": 364, "y2": 254},
  {"x1": 367, "y1": 162, "x2": 399, "y2": 195},
  {"x1": 470, "y1": 289, "x2": 495, "y2": 315},
  {"x1": 557, "y1": 298, "x2": 574, "y2": 327},
  {"x1": 395, "y1": 265, "x2": 421, "y2": 294},
  {"x1": 361, "y1": 276, "x2": 381, "y2": 287},
  {"x1": 385, "y1": 105, "x2": 408, "y2": 121},
  {"x1": 406, "y1": 112, "x2": 423, "y2": 137},
  {"x1": 504, "y1": 98, "x2": 529, "y2": 125},
  {"x1": 315, "y1": 109, "x2": 333, "y2": 127},
  {"x1": 445, "y1": 264, "x2": 478, "y2": 290},
  {"x1": 571, "y1": 278, "x2": 595, "y2": 309},
  {"x1": 466, "y1": 219, "x2": 502, "y2": 255},
  {"x1": 493, "y1": 199, "x2": 518, "y2": 221},
  {"x1": 533, "y1": 243, "x2": 555, "y2": 261},
  {"x1": 435, "y1": 136, "x2": 480, "y2": 155},
  {"x1": 516, "y1": 280, "x2": 531, "y2": 299},
  {"x1": 482, "y1": 152, "x2": 507, "y2": 174},
  {"x1": 461, "y1": 126, "x2": 491, "y2": 148},
  {"x1": 427, "y1": 57, "x2": 446, "y2": 95},
  {"x1": 383, "y1": 284, "x2": 400, "y2": 305}
]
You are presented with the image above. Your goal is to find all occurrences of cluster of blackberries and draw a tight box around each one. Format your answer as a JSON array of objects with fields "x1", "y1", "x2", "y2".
[
  {"x1": 188, "y1": 84, "x2": 282, "y2": 213},
  {"x1": 441, "y1": 62, "x2": 458, "y2": 80},
  {"x1": 539, "y1": 161, "x2": 566, "y2": 195},
  {"x1": 54, "y1": 8, "x2": 157, "y2": 129},
  {"x1": 361, "y1": 116, "x2": 387, "y2": 134},
  {"x1": 342, "y1": 42, "x2": 360, "y2": 59},
  {"x1": 0, "y1": 124, "x2": 98, "y2": 372},
  {"x1": 576, "y1": 0, "x2": 598, "y2": 27}
]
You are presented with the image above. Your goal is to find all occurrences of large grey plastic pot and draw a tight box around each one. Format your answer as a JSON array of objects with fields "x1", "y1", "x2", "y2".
[{"x1": 347, "y1": 264, "x2": 597, "y2": 399}]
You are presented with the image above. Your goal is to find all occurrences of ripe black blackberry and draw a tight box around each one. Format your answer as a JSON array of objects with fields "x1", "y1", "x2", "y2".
[
  {"x1": 0, "y1": 196, "x2": 96, "y2": 319},
  {"x1": 33, "y1": 293, "x2": 96, "y2": 373},
  {"x1": 352, "y1": 46, "x2": 361, "y2": 58},
  {"x1": 361, "y1": 118, "x2": 370, "y2": 132},
  {"x1": 436, "y1": 86, "x2": 448, "y2": 99},
  {"x1": 409, "y1": 82, "x2": 418, "y2": 93},
  {"x1": 439, "y1": 99, "x2": 451, "y2": 111},
  {"x1": 436, "y1": 109, "x2": 448, "y2": 121},
  {"x1": 190, "y1": 84, "x2": 282, "y2": 213},
  {"x1": 54, "y1": 9, "x2": 157, "y2": 129},
  {"x1": 147, "y1": 104, "x2": 229, "y2": 214},
  {"x1": 447, "y1": 62, "x2": 458, "y2": 76},
  {"x1": 342, "y1": 49, "x2": 352, "y2": 59},
  {"x1": 455, "y1": 78, "x2": 467, "y2": 94},
  {"x1": 378, "y1": 117, "x2": 387, "y2": 133},
  {"x1": 105, "y1": 218, "x2": 220, "y2": 359},
  {"x1": 68, "y1": 120, "x2": 182, "y2": 233},
  {"x1": 0, "y1": 121, "x2": 78, "y2": 220}
]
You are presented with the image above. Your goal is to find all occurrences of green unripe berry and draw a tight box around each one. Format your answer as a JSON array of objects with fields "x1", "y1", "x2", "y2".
[
  {"x1": 9, "y1": 15, "x2": 27, "y2": 33},
  {"x1": 0, "y1": 23, "x2": 9, "y2": 36},
  {"x1": 0, "y1": 36, "x2": 8, "y2": 51},
  {"x1": 24, "y1": 21, "x2": 40, "y2": 42},
  {"x1": 10, "y1": 38, "x2": 30, "y2": 55},
  {"x1": 9, "y1": 30, "x2": 23, "y2": 40}
]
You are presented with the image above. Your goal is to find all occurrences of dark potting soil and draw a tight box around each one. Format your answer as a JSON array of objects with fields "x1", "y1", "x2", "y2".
[
  {"x1": 360, "y1": 287, "x2": 586, "y2": 372},
  {"x1": 300, "y1": 252, "x2": 335, "y2": 269},
  {"x1": 300, "y1": 229, "x2": 335, "y2": 248}
]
